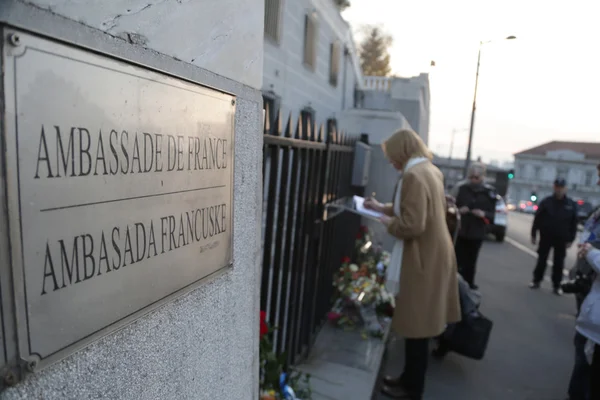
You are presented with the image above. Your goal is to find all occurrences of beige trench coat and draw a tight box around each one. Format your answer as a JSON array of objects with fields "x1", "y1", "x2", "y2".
[{"x1": 384, "y1": 161, "x2": 461, "y2": 338}]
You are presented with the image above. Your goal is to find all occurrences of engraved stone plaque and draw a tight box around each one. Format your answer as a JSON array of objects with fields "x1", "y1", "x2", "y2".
[{"x1": 2, "y1": 29, "x2": 234, "y2": 369}]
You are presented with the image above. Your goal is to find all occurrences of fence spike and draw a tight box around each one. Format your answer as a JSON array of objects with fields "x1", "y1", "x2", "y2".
[
  {"x1": 294, "y1": 112, "x2": 302, "y2": 139},
  {"x1": 273, "y1": 109, "x2": 283, "y2": 136},
  {"x1": 318, "y1": 124, "x2": 325, "y2": 142},
  {"x1": 284, "y1": 112, "x2": 293, "y2": 138},
  {"x1": 310, "y1": 121, "x2": 317, "y2": 141},
  {"x1": 263, "y1": 103, "x2": 270, "y2": 134}
]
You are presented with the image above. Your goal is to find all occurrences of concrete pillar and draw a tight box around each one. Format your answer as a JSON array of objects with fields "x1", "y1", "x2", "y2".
[{"x1": 0, "y1": 1, "x2": 263, "y2": 398}]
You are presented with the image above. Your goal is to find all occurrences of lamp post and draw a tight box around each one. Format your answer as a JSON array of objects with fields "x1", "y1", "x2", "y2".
[{"x1": 463, "y1": 35, "x2": 516, "y2": 178}]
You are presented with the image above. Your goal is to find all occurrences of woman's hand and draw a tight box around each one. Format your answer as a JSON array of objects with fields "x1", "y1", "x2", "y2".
[
  {"x1": 459, "y1": 206, "x2": 470, "y2": 215},
  {"x1": 364, "y1": 197, "x2": 382, "y2": 212},
  {"x1": 578, "y1": 242, "x2": 593, "y2": 259},
  {"x1": 379, "y1": 215, "x2": 393, "y2": 227}
]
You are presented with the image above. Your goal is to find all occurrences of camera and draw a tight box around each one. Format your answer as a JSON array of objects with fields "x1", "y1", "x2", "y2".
[{"x1": 561, "y1": 272, "x2": 594, "y2": 295}]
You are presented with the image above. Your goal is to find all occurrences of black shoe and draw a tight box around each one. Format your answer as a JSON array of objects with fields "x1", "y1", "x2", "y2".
[
  {"x1": 381, "y1": 384, "x2": 422, "y2": 400},
  {"x1": 529, "y1": 281, "x2": 540, "y2": 289},
  {"x1": 382, "y1": 374, "x2": 404, "y2": 387},
  {"x1": 553, "y1": 287, "x2": 563, "y2": 296},
  {"x1": 432, "y1": 344, "x2": 449, "y2": 360}
]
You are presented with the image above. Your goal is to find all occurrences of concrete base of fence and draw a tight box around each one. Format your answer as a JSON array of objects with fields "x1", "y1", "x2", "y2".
[{"x1": 295, "y1": 321, "x2": 391, "y2": 400}]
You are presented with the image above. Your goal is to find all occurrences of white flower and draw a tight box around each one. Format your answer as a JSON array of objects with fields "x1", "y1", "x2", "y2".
[{"x1": 349, "y1": 264, "x2": 359, "y2": 272}]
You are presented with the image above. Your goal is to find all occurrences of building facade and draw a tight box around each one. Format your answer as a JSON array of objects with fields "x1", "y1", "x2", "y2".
[
  {"x1": 261, "y1": 1, "x2": 431, "y2": 145},
  {"x1": 262, "y1": 0, "x2": 363, "y2": 128},
  {"x1": 512, "y1": 141, "x2": 600, "y2": 205},
  {"x1": 433, "y1": 156, "x2": 508, "y2": 193},
  {"x1": 360, "y1": 74, "x2": 431, "y2": 144}
]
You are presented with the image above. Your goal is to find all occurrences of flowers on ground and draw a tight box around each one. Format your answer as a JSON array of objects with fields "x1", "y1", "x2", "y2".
[
  {"x1": 329, "y1": 225, "x2": 395, "y2": 336},
  {"x1": 259, "y1": 311, "x2": 312, "y2": 399}
]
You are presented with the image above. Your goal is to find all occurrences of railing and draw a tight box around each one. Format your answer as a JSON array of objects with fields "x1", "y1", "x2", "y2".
[
  {"x1": 261, "y1": 104, "x2": 361, "y2": 366},
  {"x1": 363, "y1": 76, "x2": 392, "y2": 91}
]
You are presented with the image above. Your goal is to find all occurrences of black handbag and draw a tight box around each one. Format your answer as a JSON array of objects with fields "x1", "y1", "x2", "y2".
[{"x1": 443, "y1": 312, "x2": 493, "y2": 360}]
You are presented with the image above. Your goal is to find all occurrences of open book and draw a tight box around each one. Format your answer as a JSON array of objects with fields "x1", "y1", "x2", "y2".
[{"x1": 351, "y1": 196, "x2": 384, "y2": 220}]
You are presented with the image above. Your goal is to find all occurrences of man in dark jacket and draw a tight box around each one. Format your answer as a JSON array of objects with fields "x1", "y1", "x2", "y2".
[
  {"x1": 530, "y1": 178, "x2": 579, "y2": 295},
  {"x1": 451, "y1": 162, "x2": 497, "y2": 290}
]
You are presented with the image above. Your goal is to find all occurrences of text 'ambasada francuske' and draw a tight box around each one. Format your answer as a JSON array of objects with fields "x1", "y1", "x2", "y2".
[{"x1": 33, "y1": 125, "x2": 229, "y2": 296}]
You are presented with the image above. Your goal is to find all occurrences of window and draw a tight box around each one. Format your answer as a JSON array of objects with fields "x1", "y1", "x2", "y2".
[
  {"x1": 556, "y1": 166, "x2": 569, "y2": 180},
  {"x1": 303, "y1": 14, "x2": 318, "y2": 70},
  {"x1": 264, "y1": 0, "x2": 282, "y2": 43},
  {"x1": 329, "y1": 41, "x2": 342, "y2": 86},
  {"x1": 534, "y1": 166, "x2": 541, "y2": 179},
  {"x1": 586, "y1": 170, "x2": 594, "y2": 187}
]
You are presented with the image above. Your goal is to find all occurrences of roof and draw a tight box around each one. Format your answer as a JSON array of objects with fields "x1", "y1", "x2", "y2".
[
  {"x1": 431, "y1": 155, "x2": 507, "y2": 173},
  {"x1": 514, "y1": 141, "x2": 600, "y2": 159}
]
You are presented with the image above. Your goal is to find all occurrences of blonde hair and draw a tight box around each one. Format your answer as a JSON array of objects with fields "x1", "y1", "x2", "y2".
[{"x1": 382, "y1": 129, "x2": 433, "y2": 167}]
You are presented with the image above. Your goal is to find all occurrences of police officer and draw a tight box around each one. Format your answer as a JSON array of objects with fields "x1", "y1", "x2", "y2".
[
  {"x1": 530, "y1": 178, "x2": 579, "y2": 295},
  {"x1": 451, "y1": 162, "x2": 497, "y2": 290}
]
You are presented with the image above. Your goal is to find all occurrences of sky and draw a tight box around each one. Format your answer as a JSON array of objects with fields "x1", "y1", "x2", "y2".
[{"x1": 342, "y1": 0, "x2": 600, "y2": 164}]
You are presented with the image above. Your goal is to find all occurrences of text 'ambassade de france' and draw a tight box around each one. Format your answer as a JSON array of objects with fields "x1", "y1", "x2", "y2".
[{"x1": 33, "y1": 125, "x2": 230, "y2": 297}]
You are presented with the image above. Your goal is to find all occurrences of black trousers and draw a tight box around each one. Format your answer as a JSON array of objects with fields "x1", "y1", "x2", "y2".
[
  {"x1": 568, "y1": 332, "x2": 590, "y2": 400},
  {"x1": 455, "y1": 237, "x2": 483, "y2": 288},
  {"x1": 591, "y1": 344, "x2": 600, "y2": 400},
  {"x1": 401, "y1": 338, "x2": 429, "y2": 396},
  {"x1": 533, "y1": 235, "x2": 566, "y2": 288}
]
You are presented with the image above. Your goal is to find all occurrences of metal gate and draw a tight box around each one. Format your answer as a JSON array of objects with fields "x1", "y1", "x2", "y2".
[{"x1": 260, "y1": 104, "x2": 361, "y2": 366}]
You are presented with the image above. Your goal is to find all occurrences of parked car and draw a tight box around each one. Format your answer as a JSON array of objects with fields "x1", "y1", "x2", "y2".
[
  {"x1": 575, "y1": 199, "x2": 594, "y2": 223},
  {"x1": 518, "y1": 200, "x2": 537, "y2": 214},
  {"x1": 486, "y1": 195, "x2": 508, "y2": 242}
]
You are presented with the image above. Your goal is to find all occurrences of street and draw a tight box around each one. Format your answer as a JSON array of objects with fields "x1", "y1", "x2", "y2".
[
  {"x1": 377, "y1": 211, "x2": 580, "y2": 400},
  {"x1": 504, "y1": 211, "x2": 579, "y2": 277}
]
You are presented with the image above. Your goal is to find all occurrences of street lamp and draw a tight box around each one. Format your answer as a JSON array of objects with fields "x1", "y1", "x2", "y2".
[{"x1": 463, "y1": 35, "x2": 517, "y2": 178}]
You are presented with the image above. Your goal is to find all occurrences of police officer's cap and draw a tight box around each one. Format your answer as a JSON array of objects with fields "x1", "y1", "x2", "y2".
[{"x1": 554, "y1": 178, "x2": 567, "y2": 187}]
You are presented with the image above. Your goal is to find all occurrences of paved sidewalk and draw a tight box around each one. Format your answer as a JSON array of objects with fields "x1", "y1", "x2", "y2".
[
  {"x1": 296, "y1": 321, "x2": 390, "y2": 400},
  {"x1": 376, "y1": 240, "x2": 577, "y2": 400}
]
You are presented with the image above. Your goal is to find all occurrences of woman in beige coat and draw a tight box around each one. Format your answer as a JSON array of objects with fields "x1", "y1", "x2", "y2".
[{"x1": 365, "y1": 129, "x2": 461, "y2": 400}]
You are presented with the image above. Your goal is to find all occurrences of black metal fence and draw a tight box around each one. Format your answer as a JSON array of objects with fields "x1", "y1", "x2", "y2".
[{"x1": 261, "y1": 104, "x2": 362, "y2": 366}]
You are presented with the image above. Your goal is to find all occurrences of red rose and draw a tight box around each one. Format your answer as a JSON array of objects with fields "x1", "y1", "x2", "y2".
[
  {"x1": 327, "y1": 312, "x2": 342, "y2": 322},
  {"x1": 260, "y1": 311, "x2": 269, "y2": 339},
  {"x1": 360, "y1": 225, "x2": 368, "y2": 233},
  {"x1": 356, "y1": 233, "x2": 363, "y2": 239},
  {"x1": 341, "y1": 256, "x2": 351, "y2": 263}
]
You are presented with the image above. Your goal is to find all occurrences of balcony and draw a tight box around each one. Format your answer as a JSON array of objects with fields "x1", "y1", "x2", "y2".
[{"x1": 363, "y1": 76, "x2": 392, "y2": 91}]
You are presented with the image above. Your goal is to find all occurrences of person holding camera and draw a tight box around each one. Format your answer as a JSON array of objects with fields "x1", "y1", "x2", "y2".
[
  {"x1": 564, "y1": 166, "x2": 600, "y2": 400},
  {"x1": 574, "y1": 240, "x2": 600, "y2": 399},
  {"x1": 530, "y1": 178, "x2": 579, "y2": 295},
  {"x1": 564, "y1": 210, "x2": 600, "y2": 400}
]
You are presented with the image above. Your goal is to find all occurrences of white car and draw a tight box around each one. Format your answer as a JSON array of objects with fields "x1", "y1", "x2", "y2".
[{"x1": 486, "y1": 195, "x2": 508, "y2": 242}]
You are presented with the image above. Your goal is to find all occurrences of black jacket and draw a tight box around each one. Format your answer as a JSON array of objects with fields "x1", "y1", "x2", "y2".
[
  {"x1": 531, "y1": 195, "x2": 578, "y2": 242},
  {"x1": 454, "y1": 182, "x2": 497, "y2": 240}
]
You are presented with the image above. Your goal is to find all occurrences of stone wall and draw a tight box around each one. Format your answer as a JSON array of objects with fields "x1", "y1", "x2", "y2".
[{"x1": 0, "y1": 1, "x2": 263, "y2": 399}]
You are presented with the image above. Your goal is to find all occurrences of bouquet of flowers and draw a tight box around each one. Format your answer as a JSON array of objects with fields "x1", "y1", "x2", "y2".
[{"x1": 328, "y1": 226, "x2": 395, "y2": 337}]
